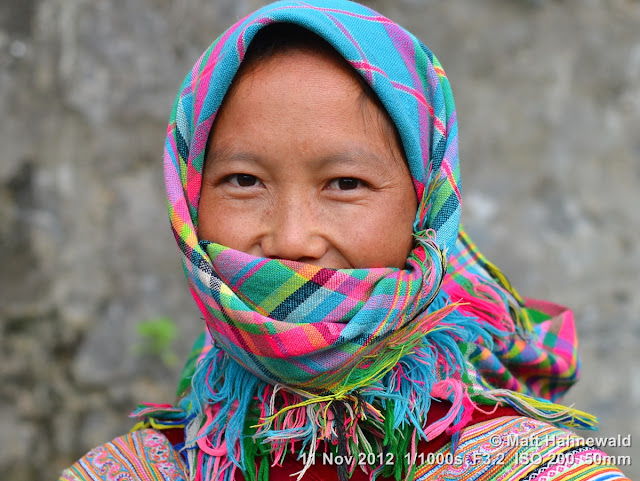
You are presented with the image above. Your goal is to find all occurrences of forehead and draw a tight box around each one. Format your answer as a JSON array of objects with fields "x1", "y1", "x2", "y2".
[
  {"x1": 207, "y1": 47, "x2": 404, "y2": 167},
  {"x1": 228, "y1": 40, "x2": 368, "y2": 105},
  {"x1": 235, "y1": 48, "x2": 362, "y2": 99},
  {"x1": 209, "y1": 49, "x2": 377, "y2": 147}
]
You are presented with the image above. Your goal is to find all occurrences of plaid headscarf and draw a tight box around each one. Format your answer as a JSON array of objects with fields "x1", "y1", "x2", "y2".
[{"x1": 134, "y1": 1, "x2": 596, "y2": 480}]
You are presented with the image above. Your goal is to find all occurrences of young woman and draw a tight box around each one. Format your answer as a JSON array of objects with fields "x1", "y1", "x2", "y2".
[{"x1": 61, "y1": 1, "x2": 629, "y2": 480}]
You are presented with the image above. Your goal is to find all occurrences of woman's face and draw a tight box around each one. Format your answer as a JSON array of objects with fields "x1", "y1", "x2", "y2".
[{"x1": 198, "y1": 48, "x2": 417, "y2": 269}]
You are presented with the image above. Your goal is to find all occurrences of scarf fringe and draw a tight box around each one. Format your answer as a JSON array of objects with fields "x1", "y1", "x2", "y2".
[
  {"x1": 477, "y1": 389, "x2": 598, "y2": 430},
  {"x1": 130, "y1": 274, "x2": 594, "y2": 481},
  {"x1": 131, "y1": 287, "x2": 511, "y2": 480},
  {"x1": 453, "y1": 227, "x2": 534, "y2": 335},
  {"x1": 166, "y1": 288, "x2": 511, "y2": 481}
]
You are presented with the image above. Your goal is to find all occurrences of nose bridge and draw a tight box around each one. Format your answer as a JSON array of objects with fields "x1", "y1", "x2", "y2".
[{"x1": 264, "y1": 186, "x2": 325, "y2": 261}]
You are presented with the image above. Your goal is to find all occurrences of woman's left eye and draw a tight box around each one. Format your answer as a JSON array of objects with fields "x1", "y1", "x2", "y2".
[{"x1": 329, "y1": 177, "x2": 364, "y2": 191}]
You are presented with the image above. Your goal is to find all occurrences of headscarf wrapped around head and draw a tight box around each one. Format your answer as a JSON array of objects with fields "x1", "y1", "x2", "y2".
[{"x1": 135, "y1": 1, "x2": 596, "y2": 480}]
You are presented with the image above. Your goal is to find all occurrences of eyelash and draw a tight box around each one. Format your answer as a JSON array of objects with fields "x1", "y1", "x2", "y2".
[
  {"x1": 224, "y1": 174, "x2": 367, "y2": 191},
  {"x1": 226, "y1": 174, "x2": 261, "y2": 187},
  {"x1": 327, "y1": 177, "x2": 366, "y2": 191}
]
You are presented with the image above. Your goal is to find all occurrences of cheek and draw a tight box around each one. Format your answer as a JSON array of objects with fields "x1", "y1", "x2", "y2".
[
  {"x1": 332, "y1": 197, "x2": 416, "y2": 269},
  {"x1": 376, "y1": 212, "x2": 415, "y2": 264},
  {"x1": 378, "y1": 190, "x2": 417, "y2": 264},
  {"x1": 197, "y1": 192, "x2": 260, "y2": 250}
]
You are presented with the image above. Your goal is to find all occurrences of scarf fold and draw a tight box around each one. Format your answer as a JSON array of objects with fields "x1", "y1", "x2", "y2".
[
  {"x1": 134, "y1": 1, "x2": 596, "y2": 480},
  {"x1": 193, "y1": 231, "x2": 448, "y2": 389}
]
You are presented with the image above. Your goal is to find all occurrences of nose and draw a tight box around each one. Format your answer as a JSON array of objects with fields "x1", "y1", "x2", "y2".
[{"x1": 260, "y1": 196, "x2": 328, "y2": 264}]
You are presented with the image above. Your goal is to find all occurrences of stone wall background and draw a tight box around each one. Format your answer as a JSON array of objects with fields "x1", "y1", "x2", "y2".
[{"x1": 0, "y1": 0, "x2": 638, "y2": 479}]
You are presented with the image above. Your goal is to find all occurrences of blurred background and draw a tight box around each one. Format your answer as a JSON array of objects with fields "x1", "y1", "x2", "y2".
[{"x1": 0, "y1": 0, "x2": 638, "y2": 479}]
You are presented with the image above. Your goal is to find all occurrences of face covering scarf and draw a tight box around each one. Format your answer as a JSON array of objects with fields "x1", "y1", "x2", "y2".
[{"x1": 132, "y1": 1, "x2": 596, "y2": 480}]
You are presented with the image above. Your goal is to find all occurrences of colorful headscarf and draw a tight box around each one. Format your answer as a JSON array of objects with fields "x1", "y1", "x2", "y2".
[{"x1": 134, "y1": 1, "x2": 596, "y2": 480}]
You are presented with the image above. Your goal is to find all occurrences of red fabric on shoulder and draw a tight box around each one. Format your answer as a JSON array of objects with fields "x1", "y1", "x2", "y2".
[{"x1": 162, "y1": 427, "x2": 186, "y2": 447}]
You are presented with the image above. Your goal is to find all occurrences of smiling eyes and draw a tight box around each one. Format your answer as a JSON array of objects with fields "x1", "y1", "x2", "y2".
[
  {"x1": 331, "y1": 178, "x2": 361, "y2": 190},
  {"x1": 226, "y1": 174, "x2": 365, "y2": 191},
  {"x1": 233, "y1": 174, "x2": 259, "y2": 187}
]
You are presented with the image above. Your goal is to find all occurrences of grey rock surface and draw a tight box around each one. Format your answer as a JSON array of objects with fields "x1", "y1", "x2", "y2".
[{"x1": 0, "y1": 0, "x2": 637, "y2": 479}]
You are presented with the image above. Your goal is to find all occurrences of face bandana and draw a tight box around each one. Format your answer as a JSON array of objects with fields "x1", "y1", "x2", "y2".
[{"x1": 133, "y1": 1, "x2": 596, "y2": 480}]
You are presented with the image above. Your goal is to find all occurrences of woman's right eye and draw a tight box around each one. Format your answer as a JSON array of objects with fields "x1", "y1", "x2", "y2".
[{"x1": 228, "y1": 174, "x2": 259, "y2": 187}]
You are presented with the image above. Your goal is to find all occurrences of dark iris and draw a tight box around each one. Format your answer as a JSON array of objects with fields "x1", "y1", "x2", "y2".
[
  {"x1": 338, "y1": 178, "x2": 359, "y2": 190},
  {"x1": 236, "y1": 174, "x2": 257, "y2": 187}
]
